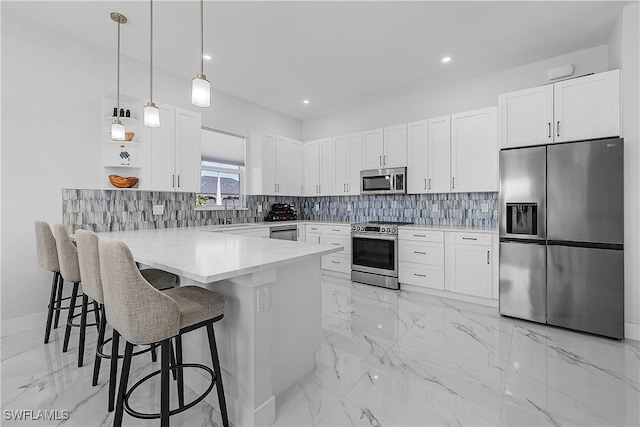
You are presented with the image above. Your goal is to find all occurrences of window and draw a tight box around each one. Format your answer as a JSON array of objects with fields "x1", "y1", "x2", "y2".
[{"x1": 200, "y1": 128, "x2": 246, "y2": 207}]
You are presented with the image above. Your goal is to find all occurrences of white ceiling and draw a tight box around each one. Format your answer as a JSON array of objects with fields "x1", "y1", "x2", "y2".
[{"x1": 3, "y1": 1, "x2": 629, "y2": 120}]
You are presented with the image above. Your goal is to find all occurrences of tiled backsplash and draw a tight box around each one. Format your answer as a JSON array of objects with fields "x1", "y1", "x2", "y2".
[{"x1": 62, "y1": 189, "x2": 497, "y2": 232}]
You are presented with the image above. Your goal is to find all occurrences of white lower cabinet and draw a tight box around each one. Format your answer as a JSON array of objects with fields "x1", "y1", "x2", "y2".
[
  {"x1": 322, "y1": 254, "x2": 351, "y2": 274},
  {"x1": 296, "y1": 224, "x2": 305, "y2": 242},
  {"x1": 445, "y1": 232, "x2": 493, "y2": 298},
  {"x1": 398, "y1": 230, "x2": 445, "y2": 290}
]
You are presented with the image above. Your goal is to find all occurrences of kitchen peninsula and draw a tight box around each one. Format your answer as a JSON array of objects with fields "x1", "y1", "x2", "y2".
[{"x1": 98, "y1": 226, "x2": 343, "y2": 426}]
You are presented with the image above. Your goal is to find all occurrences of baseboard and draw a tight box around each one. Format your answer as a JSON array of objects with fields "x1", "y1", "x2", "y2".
[
  {"x1": 1, "y1": 311, "x2": 47, "y2": 337},
  {"x1": 625, "y1": 322, "x2": 640, "y2": 341},
  {"x1": 321, "y1": 269, "x2": 351, "y2": 280},
  {"x1": 401, "y1": 283, "x2": 499, "y2": 308}
]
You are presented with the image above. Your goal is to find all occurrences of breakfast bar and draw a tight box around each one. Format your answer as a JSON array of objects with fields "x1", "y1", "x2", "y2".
[{"x1": 98, "y1": 226, "x2": 343, "y2": 427}]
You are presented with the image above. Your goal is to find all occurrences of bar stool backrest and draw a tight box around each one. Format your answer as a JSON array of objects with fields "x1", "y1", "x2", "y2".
[
  {"x1": 34, "y1": 221, "x2": 59, "y2": 272},
  {"x1": 98, "y1": 238, "x2": 180, "y2": 345},
  {"x1": 53, "y1": 224, "x2": 81, "y2": 283},
  {"x1": 75, "y1": 230, "x2": 104, "y2": 304}
]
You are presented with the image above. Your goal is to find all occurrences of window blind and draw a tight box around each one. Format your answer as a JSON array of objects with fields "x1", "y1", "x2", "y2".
[{"x1": 201, "y1": 127, "x2": 246, "y2": 166}]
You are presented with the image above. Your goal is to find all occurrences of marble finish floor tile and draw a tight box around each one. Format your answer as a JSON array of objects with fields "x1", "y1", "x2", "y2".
[{"x1": 2, "y1": 276, "x2": 639, "y2": 426}]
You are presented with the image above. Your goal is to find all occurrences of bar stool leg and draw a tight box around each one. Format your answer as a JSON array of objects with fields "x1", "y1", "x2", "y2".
[
  {"x1": 169, "y1": 341, "x2": 177, "y2": 381},
  {"x1": 62, "y1": 282, "x2": 80, "y2": 353},
  {"x1": 108, "y1": 329, "x2": 120, "y2": 412},
  {"x1": 78, "y1": 295, "x2": 89, "y2": 367},
  {"x1": 207, "y1": 323, "x2": 229, "y2": 427},
  {"x1": 175, "y1": 334, "x2": 185, "y2": 407},
  {"x1": 92, "y1": 301, "x2": 101, "y2": 332},
  {"x1": 151, "y1": 345, "x2": 157, "y2": 363},
  {"x1": 161, "y1": 340, "x2": 171, "y2": 427},
  {"x1": 44, "y1": 272, "x2": 60, "y2": 344},
  {"x1": 114, "y1": 341, "x2": 134, "y2": 427},
  {"x1": 92, "y1": 305, "x2": 107, "y2": 386},
  {"x1": 53, "y1": 274, "x2": 64, "y2": 329}
]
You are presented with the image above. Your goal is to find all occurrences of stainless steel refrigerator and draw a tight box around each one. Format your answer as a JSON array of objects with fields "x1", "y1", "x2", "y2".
[{"x1": 499, "y1": 138, "x2": 624, "y2": 339}]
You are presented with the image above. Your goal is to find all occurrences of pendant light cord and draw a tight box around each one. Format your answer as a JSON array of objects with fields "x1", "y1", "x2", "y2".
[
  {"x1": 200, "y1": 0, "x2": 204, "y2": 75},
  {"x1": 150, "y1": 0, "x2": 154, "y2": 102},
  {"x1": 116, "y1": 19, "x2": 121, "y2": 119}
]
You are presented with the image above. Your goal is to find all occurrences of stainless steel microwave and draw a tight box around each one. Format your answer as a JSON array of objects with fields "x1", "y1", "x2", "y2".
[{"x1": 360, "y1": 167, "x2": 406, "y2": 195}]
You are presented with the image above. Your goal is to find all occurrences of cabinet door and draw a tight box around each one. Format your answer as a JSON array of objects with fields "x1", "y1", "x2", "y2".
[
  {"x1": 362, "y1": 128, "x2": 384, "y2": 169},
  {"x1": 334, "y1": 135, "x2": 349, "y2": 195},
  {"x1": 554, "y1": 69, "x2": 620, "y2": 143},
  {"x1": 148, "y1": 103, "x2": 176, "y2": 191},
  {"x1": 451, "y1": 107, "x2": 498, "y2": 192},
  {"x1": 347, "y1": 132, "x2": 362, "y2": 195},
  {"x1": 383, "y1": 124, "x2": 407, "y2": 168},
  {"x1": 305, "y1": 141, "x2": 320, "y2": 196},
  {"x1": 446, "y1": 244, "x2": 492, "y2": 298},
  {"x1": 174, "y1": 108, "x2": 202, "y2": 192},
  {"x1": 499, "y1": 85, "x2": 553, "y2": 148},
  {"x1": 261, "y1": 134, "x2": 277, "y2": 195},
  {"x1": 407, "y1": 120, "x2": 428, "y2": 194},
  {"x1": 289, "y1": 139, "x2": 304, "y2": 196},
  {"x1": 319, "y1": 138, "x2": 334, "y2": 195},
  {"x1": 274, "y1": 136, "x2": 289, "y2": 194},
  {"x1": 427, "y1": 115, "x2": 451, "y2": 193}
]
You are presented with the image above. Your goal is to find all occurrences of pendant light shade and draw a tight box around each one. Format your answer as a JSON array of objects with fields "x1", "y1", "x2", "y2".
[
  {"x1": 111, "y1": 12, "x2": 127, "y2": 140},
  {"x1": 191, "y1": 74, "x2": 211, "y2": 107},
  {"x1": 144, "y1": 0, "x2": 160, "y2": 127},
  {"x1": 111, "y1": 120, "x2": 126, "y2": 140},
  {"x1": 191, "y1": 0, "x2": 211, "y2": 108}
]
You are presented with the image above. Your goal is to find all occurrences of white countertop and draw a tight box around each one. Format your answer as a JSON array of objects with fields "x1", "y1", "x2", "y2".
[{"x1": 98, "y1": 226, "x2": 343, "y2": 283}]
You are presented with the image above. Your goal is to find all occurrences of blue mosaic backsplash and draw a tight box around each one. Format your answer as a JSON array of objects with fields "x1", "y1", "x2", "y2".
[{"x1": 62, "y1": 189, "x2": 497, "y2": 232}]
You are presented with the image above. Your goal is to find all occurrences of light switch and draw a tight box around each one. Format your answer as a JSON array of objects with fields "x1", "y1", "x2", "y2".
[
  {"x1": 153, "y1": 204, "x2": 164, "y2": 215},
  {"x1": 432, "y1": 204, "x2": 439, "y2": 213},
  {"x1": 258, "y1": 204, "x2": 263, "y2": 213},
  {"x1": 347, "y1": 203, "x2": 352, "y2": 212},
  {"x1": 481, "y1": 202, "x2": 489, "y2": 213},
  {"x1": 315, "y1": 203, "x2": 320, "y2": 211}
]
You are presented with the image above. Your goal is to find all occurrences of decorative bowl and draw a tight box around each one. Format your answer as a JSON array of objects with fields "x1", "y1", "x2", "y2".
[
  {"x1": 109, "y1": 175, "x2": 138, "y2": 188},
  {"x1": 125, "y1": 132, "x2": 135, "y2": 142}
]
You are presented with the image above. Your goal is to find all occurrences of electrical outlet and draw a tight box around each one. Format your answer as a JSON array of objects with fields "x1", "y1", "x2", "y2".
[
  {"x1": 347, "y1": 203, "x2": 352, "y2": 212},
  {"x1": 258, "y1": 204, "x2": 263, "y2": 213},
  {"x1": 315, "y1": 203, "x2": 320, "y2": 211},
  {"x1": 152, "y1": 204, "x2": 164, "y2": 215},
  {"x1": 432, "y1": 204, "x2": 439, "y2": 213},
  {"x1": 481, "y1": 202, "x2": 489, "y2": 213},
  {"x1": 256, "y1": 286, "x2": 271, "y2": 312}
]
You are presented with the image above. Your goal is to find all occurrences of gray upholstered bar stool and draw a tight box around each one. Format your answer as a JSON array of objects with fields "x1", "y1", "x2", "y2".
[
  {"x1": 35, "y1": 221, "x2": 70, "y2": 344},
  {"x1": 75, "y1": 229, "x2": 179, "y2": 412},
  {"x1": 53, "y1": 224, "x2": 101, "y2": 367},
  {"x1": 98, "y1": 238, "x2": 229, "y2": 427}
]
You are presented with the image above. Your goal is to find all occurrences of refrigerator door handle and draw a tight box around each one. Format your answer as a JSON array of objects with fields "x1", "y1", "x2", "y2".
[{"x1": 557, "y1": 121, "x2": 560, "y2": 137}]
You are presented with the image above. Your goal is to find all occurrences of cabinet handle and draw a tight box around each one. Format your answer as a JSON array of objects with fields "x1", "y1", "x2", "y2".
[
  {"x1": 275, "y1": 183, "x2": 277, "y2": 192},
  {"x1": 331, "y1": 243, "x2": 340, "y2": 246},
  {"x1": 424, "y1": 179, "x2": 426, "y2": 190},
  {"x1": 172, "y1": 174, "x2": 175, "y2": 188},
  {"x1": 319, "y1": 185, "x2": 321, "y2": 193},
  {"x1": 487, "y1": 251, "x2": 490, "y2": 264},
  {"x1": 557, "y1": 121, "x2": 560, "y2": 137},
  {"x1": 428, "y1": 178, "x2": 432, "y2": 190},
  {"x1": 548, "y1": 122, "x2": 551, "y2": 138},
  {"x1": 177, "y1": 175, "x2": 180, "y2": 187},
  {"x1": 413, "y1": 251, "x2": 426, "y2": 255},
  {"x1": 347, "y1": 183, "x2": 349, "y2": 192},
  {"x1": 414, "y1": 273, "x2": 426, "y2": 277},
  {"x1": 383, "y1": 155, "x2": 386, "y2": 165},
  {"x1": 379, "y1": 155, "x2": 382, "y2": 166},
  {"x1": 331, "y1": 229, "x2": 340, "y2": 232},
  {"x1": 331, "y1": 260, "x2": 340, "y2": 264},
  {"x1": 344, "y1": 183, "x2": 346, "y2": 192},
  {"x1": 462, "y1": 237, "x2": 477, "y2": 240},
  {"x1": 413, "y1": 234, "x2": 426, "y2": 237}
]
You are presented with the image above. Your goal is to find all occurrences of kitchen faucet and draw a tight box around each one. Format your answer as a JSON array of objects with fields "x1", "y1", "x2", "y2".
[{"x1": 223, "y1": 198, "x2": 232, "y2": 225}]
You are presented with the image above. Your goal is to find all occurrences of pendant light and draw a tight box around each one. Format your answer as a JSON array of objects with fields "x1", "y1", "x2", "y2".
[
  {"x1": 110, "y1": 12, "x2": 127, "y2": 140},
  {"x1": 143, "y1": 0, "x2": 160, "y2": 127},
  {"x1": 191, "y1": 0, "x2": 210, "y2": 108}
]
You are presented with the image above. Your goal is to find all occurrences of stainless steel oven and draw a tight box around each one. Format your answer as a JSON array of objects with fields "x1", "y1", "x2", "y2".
[
  {"x1": 360, "y1": 167, "x2": 406, "y2": 195},
  {"x1": 351, "y1": 222, "x2": 411, "y2": 289}
]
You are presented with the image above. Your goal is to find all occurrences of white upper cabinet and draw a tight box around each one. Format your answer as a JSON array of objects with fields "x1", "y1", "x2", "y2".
[
  {"x1": 147, "y1": 104, "x2": 201, "y2": 192},
  {"x1": 319, "y1": 138, "x2": 335, "y2": 195},
  {"x1": 554, "y1": 70, "x2": 620, "y2": 143},
  {"x1": 499, "y1": 70, "x2": 620, "y2": 148},
  {"x1": 407, "y1": 120, "x2": 428, "y2": 194},
  {"x1": 334, "y1": 132, "x2": 362, "y2": 195},
  {"x1": 383, "y1": 124, "x2": 407, "y2": 168},
  {"x1": 499, "y1": 85, "x2": 553, "y2": 148},
  {"x1": 363, "y1": 128, "x2": 384, "y2": 169},
  {"x1": 451, "y1": 107, "x2": 498, "y2": 193},
  {"x1": 288, "y1": 139, "x2": 304, "y2": 196},
  {"x1": 248, "y1": 133, "x2": 303, "y2": 196},
  {"x1": 305, "y1": 140, "x2": 321, "y2": 196},
  {"x1": 428, "y1": 115, "x2": 452, "y2": 194},
  {"x1": 362, "y1": 125, "x2": 407, "y2": 169}
]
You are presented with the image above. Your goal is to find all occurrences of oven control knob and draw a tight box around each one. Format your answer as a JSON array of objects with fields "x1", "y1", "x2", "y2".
[
  {"x1": 391, "y1": 228, "x2": 396, "y2": 233},
  {"x1": 382, "y1": 227, "x2": 387, "y2": 232},
  {"x1": 352, "y1": 226, "x2": 356, "y2": 231}
]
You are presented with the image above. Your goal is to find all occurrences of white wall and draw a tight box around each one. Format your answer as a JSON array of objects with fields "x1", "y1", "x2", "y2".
[
  {"x1": 0, "y1": 15, "x2": 301, "y2": 322},
  {"x1": 609, "y1": 3, "x2": 640, "y2": 338},
  {"x1": 302, "y1": 45, "x2": 609, "y2": 140}
]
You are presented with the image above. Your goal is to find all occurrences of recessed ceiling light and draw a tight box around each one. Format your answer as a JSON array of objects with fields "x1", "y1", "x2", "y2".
[
  {"x1": 203, "y1": 54, "x2": 212, "y2": 60},
  {"x1": 442, "y1": 56, "x2": 452, "y2": 63},
  {"x1": 303, "y1": 99, "x2": 310, "y2": 104}
]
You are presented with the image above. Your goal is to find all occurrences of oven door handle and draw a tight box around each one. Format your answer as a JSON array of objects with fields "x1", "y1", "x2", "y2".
[{"x1": 352, "y1": 233, "x2": 397, "y2": 241}]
